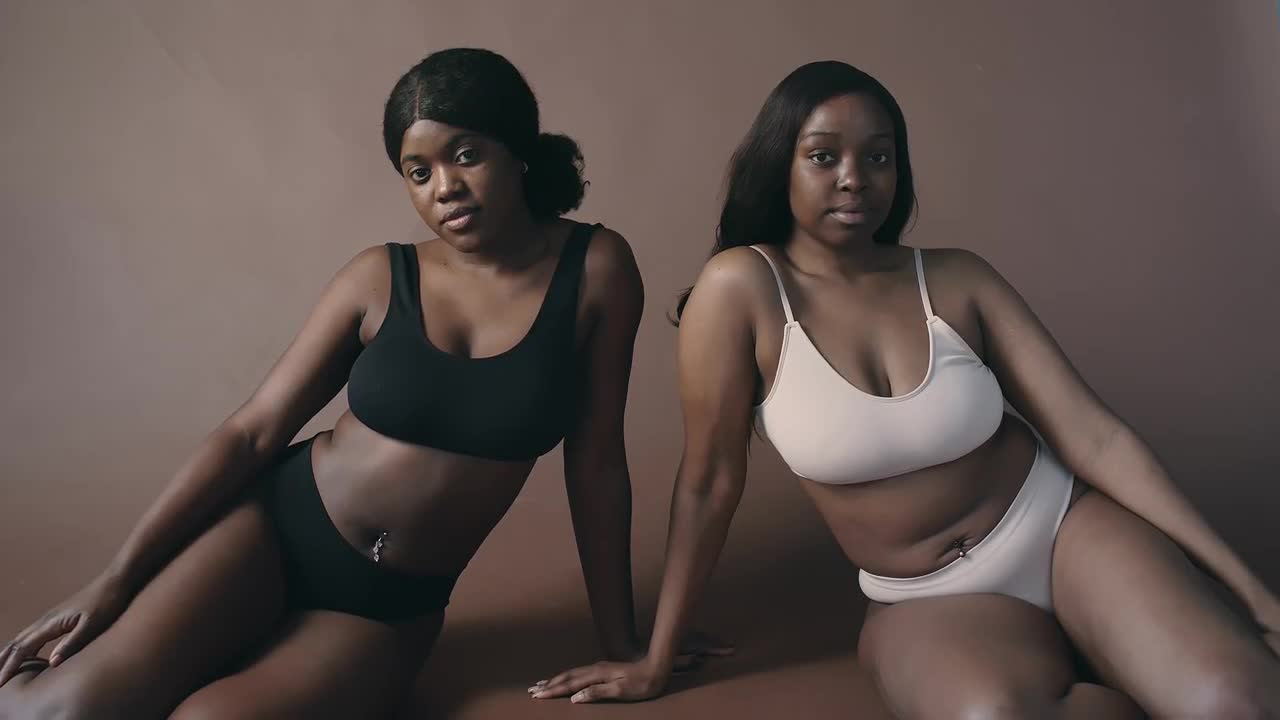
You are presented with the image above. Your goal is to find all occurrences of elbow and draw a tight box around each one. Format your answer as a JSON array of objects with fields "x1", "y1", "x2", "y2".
[
  {"x1": 218, "y1": 414, "x2": 278, "y2": 465},
  {"x1": 676, "y1": 457, "x2": 745, "y2": 510},
  {"x1": 1070, "y1": 415, "x2": 1136, "y2": 480}
]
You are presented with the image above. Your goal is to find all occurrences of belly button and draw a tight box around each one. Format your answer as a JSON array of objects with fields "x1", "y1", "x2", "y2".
[{"x1": 951, "y1": 538, "x2": 969, "y2": 558}]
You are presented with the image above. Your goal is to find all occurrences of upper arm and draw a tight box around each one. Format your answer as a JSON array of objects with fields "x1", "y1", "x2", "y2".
[
  {"x1": 674, "y1": 250, "x2": 761, "y2": 494},
  {"x1": 961, "y1": 249, "x2": 1124, "y2": 474},
  {"x1": 563, "y1": 227, "x2": 645, "y2": 471},
  {"x1": 227, "y1": 246, "x2": 386, "y2": 455}
]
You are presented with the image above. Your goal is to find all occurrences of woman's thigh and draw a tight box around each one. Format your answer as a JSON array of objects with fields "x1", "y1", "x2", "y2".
[
  {"x1": 0, "y1": 500, "x2": 287, "y2": 720},
  {"x1": 857, "y1": 593, "x2": 1140, "y2": 719},
  {"x1": 1052, "y1": 489, "x2": 1280, "y2": 718},
  {"x1": 169, "y1": 608, "x2": 442, "y2": 720}
]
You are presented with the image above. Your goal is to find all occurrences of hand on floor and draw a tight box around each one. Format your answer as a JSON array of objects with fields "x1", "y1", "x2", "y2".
[{"x1": 529, "y1": 628, "x2": 735, "y2": 703}]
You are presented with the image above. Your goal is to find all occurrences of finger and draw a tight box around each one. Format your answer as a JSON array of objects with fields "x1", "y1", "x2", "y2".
[
  {"x1": 528, "y1": 668, "x2": 578, "y2": 695},
  {"x1": 531, "y1": 667, "x2": 579, "y2": 692},
  {"x1": 0, "y1": 641, "x2": 17, "y2": 686},
  {"x1": 532, "y1": 667, "x2": 610, "y2": 699},
  {"x1": 50, "y1": 613, "x2": 90, "y2": 666},
  {"x1": 0, "y1": 622, "x2": 56, "y2": 687},
  {"x1": 0, "y1": 631, "x2": 41, "y2": 687},
  {"x1": 572, "y1": 681, "x2": 623, "y2": 704}
]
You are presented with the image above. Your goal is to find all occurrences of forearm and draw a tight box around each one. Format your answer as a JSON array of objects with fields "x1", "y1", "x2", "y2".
[
  {"x1": 1086, "y1": 425, "x2": 1272, "y2": 611},
  {"x1": 567, "y1": 461, "x2": 640, "y2": 660},
  {"x1": 105, "y1": 423, "x2": 272, "y2": 594},
  {"x1": 645, "y1": 469, "x2": 742, "y2": 674}
]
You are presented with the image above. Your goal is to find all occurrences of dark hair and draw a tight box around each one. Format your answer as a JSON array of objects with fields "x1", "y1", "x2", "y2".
[
  {"x1": 674, "y1": 60, "x2": 917, "y2": 320},
  {"x1": 382, "y1": 48, "x2": 586, "y2": 220}
]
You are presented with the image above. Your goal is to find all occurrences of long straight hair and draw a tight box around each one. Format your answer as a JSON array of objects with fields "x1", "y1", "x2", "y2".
[{"x1": 674, "y1": 61, "x2": 917, "y2": 321}]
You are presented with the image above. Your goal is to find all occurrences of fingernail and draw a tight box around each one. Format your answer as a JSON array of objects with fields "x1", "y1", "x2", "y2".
[
  {"x1": 527, "y1": 686, "x2": 540, "y2": 694},
  {"x1": 571, "y1": 692, "x2": 584, "y2": 703},
  {"x1": 50, "y1": 655, "x2": 61, "y2": 666},
  {"x1": 531, "y1": 691, "x2": 544, "y2": 699}
]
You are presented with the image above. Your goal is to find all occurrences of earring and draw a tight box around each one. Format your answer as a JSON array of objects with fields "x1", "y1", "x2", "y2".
[{"x1": 522, "y1": 162, "x2": 529, "y2": 174}]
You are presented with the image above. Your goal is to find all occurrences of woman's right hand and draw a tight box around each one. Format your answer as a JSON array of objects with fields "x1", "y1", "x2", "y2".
[
  {"x1": 530, "y1": 656, "x2": 671, "y2": 704},
  {"x1": 0, "y1": 572, "x2": 132, "y2": 686}
]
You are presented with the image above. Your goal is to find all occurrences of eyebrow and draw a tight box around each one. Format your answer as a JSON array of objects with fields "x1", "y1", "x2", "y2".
[
  {"x1": 800, "y1": 130, "x2": 894, "y2": 140},
  {"x1": 400, "y1": 133, "x2": 482, "y2": 168}
]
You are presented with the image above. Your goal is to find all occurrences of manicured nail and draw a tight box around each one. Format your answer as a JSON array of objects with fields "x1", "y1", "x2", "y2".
[
  {"x1": 49, "y1": 655, "x2": 61, "y2": 666},
  {"x1": 571, "y1": 692, "x2": 585, "y2": 703}
]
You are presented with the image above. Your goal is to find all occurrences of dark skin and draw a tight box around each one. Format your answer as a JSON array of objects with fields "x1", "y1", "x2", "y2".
[
  {"x1": 0, "y1": 117, "x2": 691, "y2": 719},
  {"x1": 533, "y1": 93, "x2": 1280, "y2": 716}
]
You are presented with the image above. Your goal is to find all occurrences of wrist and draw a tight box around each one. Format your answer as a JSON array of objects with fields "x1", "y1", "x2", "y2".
[
  {"x1": 100, "y1": 560, "x2": 140, "y2": 596},
  {"x1": 642, "y1": 650, "x2": 675, "y2": 678}
]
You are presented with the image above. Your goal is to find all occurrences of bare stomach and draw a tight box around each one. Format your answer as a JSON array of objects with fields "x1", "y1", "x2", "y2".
[
  {"x1": 305, "y1": 411, "x2": 537, "y2": 577},
  {"x1": 803, "y1": 414, "x2": 1085, "y2": 578}
]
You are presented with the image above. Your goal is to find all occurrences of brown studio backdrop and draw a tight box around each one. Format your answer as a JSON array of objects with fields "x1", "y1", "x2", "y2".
[{"x1": 1, "y1": 1, "x2": 1277, "y2": 717}]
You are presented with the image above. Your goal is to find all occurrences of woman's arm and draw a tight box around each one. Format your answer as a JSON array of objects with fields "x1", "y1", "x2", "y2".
[
  {"x1": 104, "y1": 247, "x2": 381, "y2": 594},
  {"x1": 534, "y1": 249, "x2": 760, "y2": 703},
  {"x1": 562, "y1": 229, "x2": 645, "y2": 661},
  {"x1": 961, "y1": 248, "x2": 1277, "y2": 619},
  {"x1": 0, "y1": 247, "x2": 385, "y2": 681}
]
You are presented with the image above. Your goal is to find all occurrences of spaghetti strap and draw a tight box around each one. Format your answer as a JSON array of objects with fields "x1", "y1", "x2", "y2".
[
  {"x1": 913, "y1": 248, "x2": 934, "y2": 319},
  {"x1": 748, "y1": 245, "x2": 795, "y2": 323}
]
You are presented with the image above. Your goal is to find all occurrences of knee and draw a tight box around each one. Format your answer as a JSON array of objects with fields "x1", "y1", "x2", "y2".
[
  {"x1": 950, "y1": 690, "x2": 1052, "y2": 720},
  {"x1": 170, "y1": 691, "x2": 255, "y2": 720},
  {"x1": 169, "y1": 697, "x2": 223, "y2": 720},
  {"x1": 1178, "y1": 668, "x2": 1280, "y2": 720}
]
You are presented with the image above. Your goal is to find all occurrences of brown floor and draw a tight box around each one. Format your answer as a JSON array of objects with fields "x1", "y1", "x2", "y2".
[{"x1": 404, "y1": 474, "x2": 893, "y2": 718}]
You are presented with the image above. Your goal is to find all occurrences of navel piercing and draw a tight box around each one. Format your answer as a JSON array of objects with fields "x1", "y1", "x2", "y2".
[{"x1": 372, "y1": 531, "x2": 388, "y2": 563}]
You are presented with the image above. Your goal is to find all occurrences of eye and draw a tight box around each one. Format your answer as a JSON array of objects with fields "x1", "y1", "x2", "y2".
[
  {"x1": 408, "y1": 167, "x2": 430, "y2": 183},
  {"x1": 869, "y1": 152, "x2": 892, "y2": 165},
  {"x1": 455, "y1": 146, "x2": 478, "y2": 164},
  {"x1": 808, "y1": 151, "x2": 836, "y2": 166}
]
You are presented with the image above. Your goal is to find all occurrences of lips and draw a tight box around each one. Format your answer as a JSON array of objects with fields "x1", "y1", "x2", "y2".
[
  {"x1": 441, "y1": 206, "x2": 478, "y2": 223},
  {"x1": 441, "y1": 206, "x2": 479, "y2": 231},
  {"x1": 829, "y1": 205, "x2": 872, "y2": 224}
]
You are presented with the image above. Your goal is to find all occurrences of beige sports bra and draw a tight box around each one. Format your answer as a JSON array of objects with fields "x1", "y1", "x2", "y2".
[{"x1": 750, "y1": 246, "x2": 1004, "y2": 485}]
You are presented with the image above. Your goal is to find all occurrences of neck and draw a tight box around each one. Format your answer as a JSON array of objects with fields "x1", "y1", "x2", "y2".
[
  {"x1": 442, "y1": 207, "x2": 550, "y2": 273},
  {"x1": 783, "y1": 228, "x2": 895, "y2": 279}
]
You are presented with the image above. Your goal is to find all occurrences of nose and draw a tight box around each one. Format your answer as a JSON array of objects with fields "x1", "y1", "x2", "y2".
[
  {"x1": 433, "y1": 165, "x2": 467, "y2": 203},
  {"x1": 836, "y1": 157, "x2": 867, "y2": 193}
]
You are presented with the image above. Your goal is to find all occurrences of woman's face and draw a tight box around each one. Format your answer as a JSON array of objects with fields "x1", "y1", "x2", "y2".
[
  {"x1": 398, "y1": 119, "x2": 526, "y2": 252},
  {"x1": 787, "y1": 93, "x2": 897, "y2": 248}
]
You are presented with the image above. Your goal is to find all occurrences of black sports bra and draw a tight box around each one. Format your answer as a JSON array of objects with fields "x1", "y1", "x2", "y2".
[{"x1": 346, "y1": 222, "x2": 594, "y2": 461}]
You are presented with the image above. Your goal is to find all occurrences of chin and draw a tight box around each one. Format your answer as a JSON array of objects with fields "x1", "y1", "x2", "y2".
[
  {"x1": 439, "y1": 232, "x2": 486, "y2": 253},
  {"x1": 814, "y1": 227, "x2": 875, "y2": 247}
]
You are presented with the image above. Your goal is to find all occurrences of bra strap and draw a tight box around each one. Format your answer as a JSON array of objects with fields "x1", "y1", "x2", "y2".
[
  {"x1": 748, "y1": 245, "x2": 795, "y2": 323},
  {"x1": 913, "y1": 247, "x2": 935, "y2": 319}
]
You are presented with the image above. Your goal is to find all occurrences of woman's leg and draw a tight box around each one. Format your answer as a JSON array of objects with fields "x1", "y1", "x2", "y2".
[
  {"x1": 168, "y1": 609, "x2": 442, "y2": 720},
  {"x1": 1052, "y1": 489, "x2": 1280, "y2": 718},
  {"x1": 857, "y1": 594, "x2": 1142, "y2": 720},
  {"x1": 0, "y1": 501, "x2": 287, "y2": 720}
]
